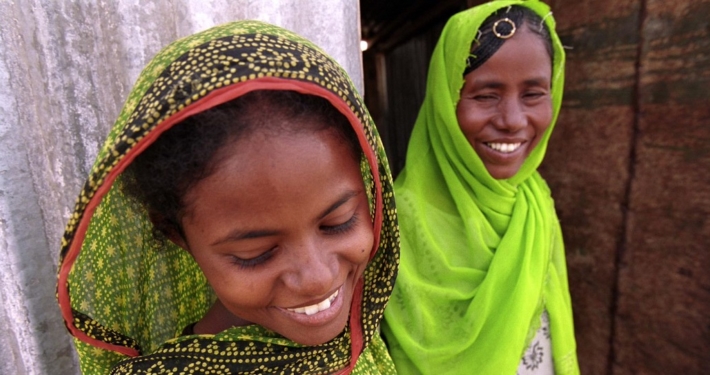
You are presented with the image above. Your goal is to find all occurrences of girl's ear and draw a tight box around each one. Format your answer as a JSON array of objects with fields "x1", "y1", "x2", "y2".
[{"x1": 148, "y1": 210, "x2": 191, "y2": 252}]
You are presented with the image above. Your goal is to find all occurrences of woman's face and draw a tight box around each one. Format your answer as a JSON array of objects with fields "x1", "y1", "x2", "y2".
[
  {"x1": 178, "y1": 126, "x2": 373, "y2": 346},
  {"x1": 456, "y1": 25, "x2": 553, "y2": 179}
]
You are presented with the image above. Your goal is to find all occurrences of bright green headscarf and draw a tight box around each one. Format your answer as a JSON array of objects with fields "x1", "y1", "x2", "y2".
[{"x1": 382, "y1": 1, "x2": 579, "y2": 374}]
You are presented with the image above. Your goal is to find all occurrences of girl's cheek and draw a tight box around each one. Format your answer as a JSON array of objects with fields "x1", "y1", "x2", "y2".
[{"x1": 356, "y1": 229, "x2": 375, "y2": 264}]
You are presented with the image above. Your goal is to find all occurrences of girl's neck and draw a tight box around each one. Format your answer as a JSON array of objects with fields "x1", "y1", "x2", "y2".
[{"x1": 193, "y1": 300, "x2": 252, "y2": 334}]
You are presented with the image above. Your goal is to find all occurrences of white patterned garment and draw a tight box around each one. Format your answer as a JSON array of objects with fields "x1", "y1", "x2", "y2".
[{"x1": 517, "y1": 311, "x2": 554, "y2": 375}]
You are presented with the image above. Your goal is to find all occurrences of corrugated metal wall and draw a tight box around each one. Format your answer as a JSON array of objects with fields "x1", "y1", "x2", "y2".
[{"x1": 0, "y1": 1, "x2": 362, "y2": 373}]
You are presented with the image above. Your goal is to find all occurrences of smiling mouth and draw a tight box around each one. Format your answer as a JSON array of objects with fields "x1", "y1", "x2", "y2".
[
  {"x1": 285, "y1": 289, "x2": 340, "y2": 316},
  {"x1": 485, "y1": 142, "x2": 522, "y2": 153}
]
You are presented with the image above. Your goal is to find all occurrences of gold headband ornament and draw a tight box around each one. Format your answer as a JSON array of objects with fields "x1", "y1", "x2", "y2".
[{"x1": 492, "y1": 18, "x2": 516, "y2": 39}]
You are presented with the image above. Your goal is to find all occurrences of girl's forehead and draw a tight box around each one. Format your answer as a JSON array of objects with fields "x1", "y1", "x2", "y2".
[{"x1": 181, "y1": 129, "x2": 367, "y2": 232}]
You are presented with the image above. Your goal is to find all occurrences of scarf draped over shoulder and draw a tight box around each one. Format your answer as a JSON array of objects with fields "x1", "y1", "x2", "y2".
[
  {"x1": 382, "y1": 1, "x2": 579, "y2": 374},
  {"x1": 57, "y1": 21, "x2": 398, "y2": 375}
]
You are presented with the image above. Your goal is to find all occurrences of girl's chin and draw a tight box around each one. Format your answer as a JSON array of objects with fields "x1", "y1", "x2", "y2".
[{"x1": 278, "y1": 311, "x2": 350, "y2": 346}]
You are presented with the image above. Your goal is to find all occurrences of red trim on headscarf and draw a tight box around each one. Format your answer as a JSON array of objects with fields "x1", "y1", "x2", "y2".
[
  {"x1": 57, "y1": 78, "x2": 381, "y2": 359},
  {"x1": 343, "y1": 278, "x2": 365, "y2": 375}
]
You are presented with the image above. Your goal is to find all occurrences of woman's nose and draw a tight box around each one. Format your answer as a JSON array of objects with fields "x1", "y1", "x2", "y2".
[
  {"x1": 283, "y1": 240, "x2": 337, "y2": 296},
  {"x1": 495, "y1": 98, "x2": 527, "y2": 132}
]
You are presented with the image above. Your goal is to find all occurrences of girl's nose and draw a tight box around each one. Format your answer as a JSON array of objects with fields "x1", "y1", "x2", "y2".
[{"x1": 283, "y1": 240, "x2": 337, "y2": 297}]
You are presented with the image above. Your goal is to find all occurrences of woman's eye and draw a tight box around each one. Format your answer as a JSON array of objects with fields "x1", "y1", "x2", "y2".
[
  {"x1": 229, "y1": 248, "x2": 275, "y2": 269},
  {"x1": 321, "y1": 214, "x2": 358, "y2": 235},
  {"x1": 474, "y1": 94, "x2": 496, "y2": 101},
  {"x1": 523, "y1": 91, "x2": 547, "y2": 100}
]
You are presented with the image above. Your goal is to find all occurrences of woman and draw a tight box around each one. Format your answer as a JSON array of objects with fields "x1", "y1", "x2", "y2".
[
  {"x1": 382, "y1": 1, "x2": 579, "y2": 374},
  {"x1": 57, "y1": 21, "x2": 398, "y2": 374}
]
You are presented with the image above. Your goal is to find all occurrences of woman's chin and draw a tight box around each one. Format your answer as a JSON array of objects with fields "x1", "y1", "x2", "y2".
[{"x1": 484, "y1": 163, "x2": 523, "y2": 180}]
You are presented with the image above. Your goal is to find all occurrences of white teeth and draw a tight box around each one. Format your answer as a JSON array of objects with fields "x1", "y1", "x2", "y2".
[
  {"x1": 287, "y1": 289, "x2": 339, "y2": 315},
  {"x1": 304, "y1": 305, "x2": 319, "y2": 315},
  {"x1": 316, "y1": 297, "x2": 331, "y2": 312},
  {"x1": 486, "y1": 142, "x2": 522, "y2": 153}
]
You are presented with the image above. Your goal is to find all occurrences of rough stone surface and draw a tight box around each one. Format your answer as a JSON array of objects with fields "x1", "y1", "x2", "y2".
[
  {"x1": 613, "y1": 1, "x2": 710, "y2": 373},
  {"x1": 540, "y1": 1, "x2": 640, "y2": 374},
  {"x1": 541, "y1": 0, "x2": 710, "y2": 374},
  {"x1": 542, "y1": 105, "x2": 634, "y2": 375},
  {"x1": 0, "y1": 1, "x2": 362, "y2": 374}
]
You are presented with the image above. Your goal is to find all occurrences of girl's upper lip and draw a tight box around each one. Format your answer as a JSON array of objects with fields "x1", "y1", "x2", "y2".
[{"x1": 281, "y1": 285, "x2": 342, "y2": 309}]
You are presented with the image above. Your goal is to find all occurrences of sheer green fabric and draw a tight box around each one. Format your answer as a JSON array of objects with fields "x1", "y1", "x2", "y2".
[
  {"x1": 57, "y1": 21, "x2": 398, "y2": 374},
  {"x1": 381, "y1": 1, "x2": 579, "y2": 374}
]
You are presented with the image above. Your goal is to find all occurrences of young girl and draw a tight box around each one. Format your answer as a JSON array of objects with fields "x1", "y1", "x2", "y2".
[
  {"x1": 382, "y1": 1, "x2": 579, "y2": 374},
  {"x1": 57, "y1": 21, "x2": 398, "y2": 374}
]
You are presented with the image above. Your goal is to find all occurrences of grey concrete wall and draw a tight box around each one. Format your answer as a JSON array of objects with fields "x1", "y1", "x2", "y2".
[{"x1": 0, "y1": 1, "x2": 363, "y2": 373}]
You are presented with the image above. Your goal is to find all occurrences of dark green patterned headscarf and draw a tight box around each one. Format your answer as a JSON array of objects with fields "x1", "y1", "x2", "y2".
[{"x1": 57, "y1": 21, "x2": 398, "y2": 375}]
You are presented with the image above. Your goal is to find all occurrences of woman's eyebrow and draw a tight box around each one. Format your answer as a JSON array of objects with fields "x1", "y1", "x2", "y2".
[
  {"x1": 470, "y1": 77, "x2": 549, "y2": 89},
  {"x1": 470, "y1": 79, "x2": 505, "y2": 90},
  {"x1": 523, "y1": 77, "x2": 551, "y2": 86}
]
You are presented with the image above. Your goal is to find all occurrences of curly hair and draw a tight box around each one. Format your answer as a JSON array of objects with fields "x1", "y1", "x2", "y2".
[
  {"x1": 121, "y1": 90, "x2": 359, "y2": 242},
  {"x1": 463, "y1": 5, "x2": 553, "y2": 76}
]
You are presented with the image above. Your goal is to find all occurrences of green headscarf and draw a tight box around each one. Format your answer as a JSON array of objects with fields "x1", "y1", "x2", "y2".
[
  {"x1": 381, "y1": 1, "x2": 579, "y2": 374},
  {"x1": 57, "y1": 20, "x2": 399, "y2": 374}
]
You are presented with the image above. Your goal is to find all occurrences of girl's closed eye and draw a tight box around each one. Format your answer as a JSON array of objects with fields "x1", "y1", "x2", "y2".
[
  {"x1": 321, "y1": 213, "x2": 359, "y2": 235},
  {"x1": 229, "y1": 248, "x2": 276, "y2": 269}
]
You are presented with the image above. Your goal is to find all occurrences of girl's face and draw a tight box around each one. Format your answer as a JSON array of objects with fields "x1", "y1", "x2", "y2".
[
  {"x1": 178, "y1": 126, "x2": 373, "y2": 346},
  {"x1": 456, "y1": 26, "x2": 553, "y2": 179}
]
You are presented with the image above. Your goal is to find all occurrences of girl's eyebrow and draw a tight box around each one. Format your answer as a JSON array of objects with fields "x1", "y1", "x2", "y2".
[
  {"x1": 318, "y1": 190, "x2": 359, "y2": 220},
  {"x1": 211, "y1": 229, "x2": 280, "y2": 245},
  {"x1": 209, "y1": 190, "x2": 361, "y2": 246}
]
